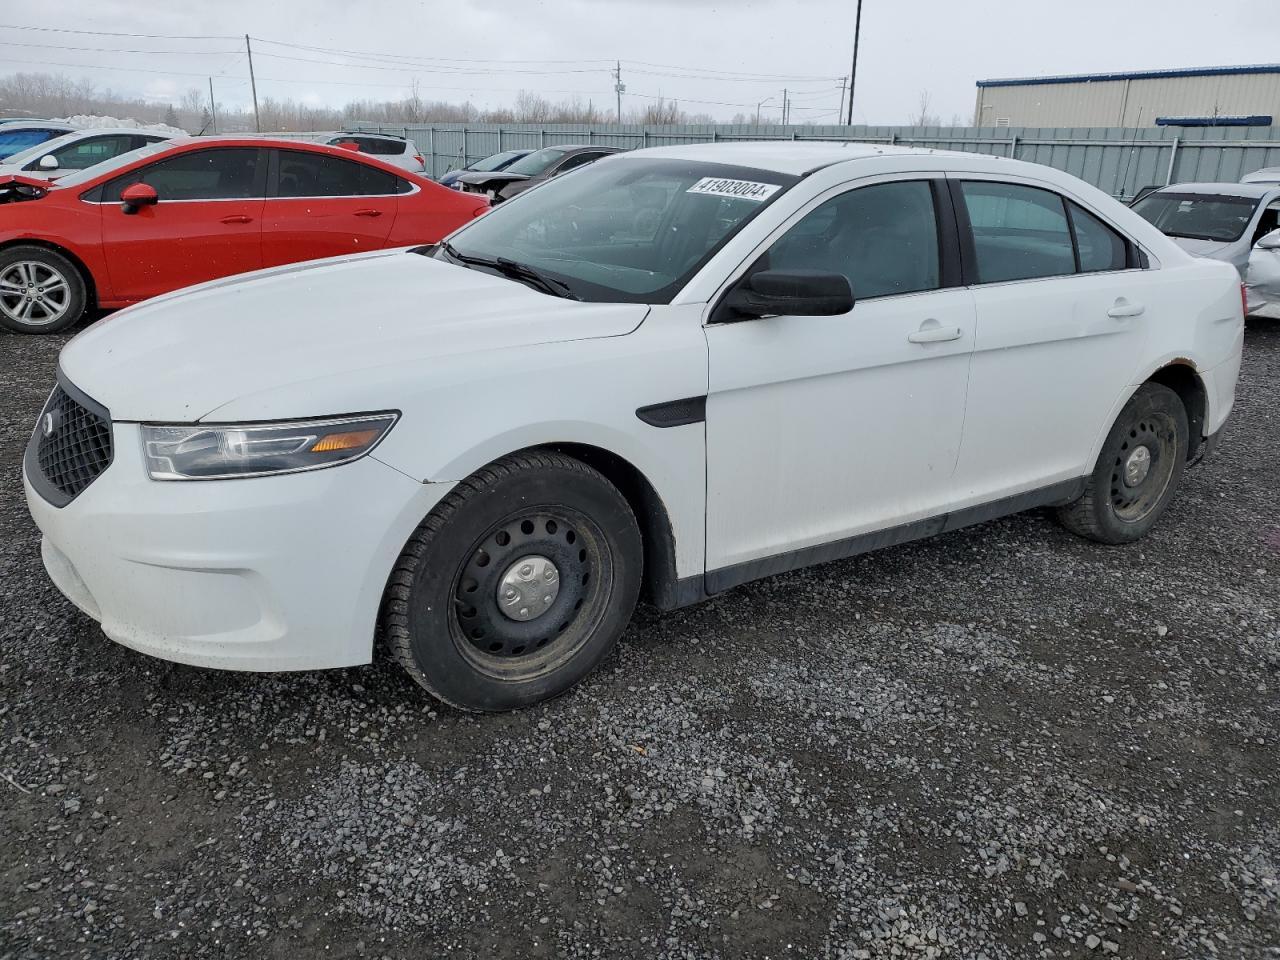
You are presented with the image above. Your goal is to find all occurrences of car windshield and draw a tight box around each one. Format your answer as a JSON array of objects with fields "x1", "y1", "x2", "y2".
[
  {"x1": 0, "y1": 129, "x2": 61, "y2": 160},
  {"x1": 0, "y1": 132, "x2": 83, "y2": 167},
  {"x1": 503, "y1": 147, "x2": 568, "y2": 177},
  {"x1": 472, "y1": 150, "x2": 526, "y2": 173},
  {"x1": 52, "y1": 140, "x2": 177, "y2": 189},
  {"x1": 1132, "y1": 191, "x2": 1260, "y2": 242},
  {"x1": 438, "y1": 157, "x2": 797, "y2": 304}
]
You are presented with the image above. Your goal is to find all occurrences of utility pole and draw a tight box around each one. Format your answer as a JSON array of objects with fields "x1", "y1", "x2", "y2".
[
  {"x1": 782, "y1": 88, "x2": 788, "y2": 126},
  {"x1": 613, "y1": 61, "x2": 625, "y2": 124},
  {"x1": 837, "y1": 77, "x2": 847, "y2": 127},
  {"x1": 245, "y1": 34, "x2": 261, "y2": 132},
  {"x1": 207, "y1": 76, "x2": 217, "y2": 134},
  {"x1": 845, "y1": 0, "x2": 863, "y2": 126}
]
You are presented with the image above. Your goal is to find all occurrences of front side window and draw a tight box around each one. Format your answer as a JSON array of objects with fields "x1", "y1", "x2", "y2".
[
  {"x1": 960, "y1": 181, "x2": 1076, "y2": 283},
  {"x1": 103, "y1": 148, "x2": 263, "y2": 201},
  {"x1": 41, "y1": 134, "x2": 136, "y2": 171},
  {"x1": 762, "y1": 180, "x2": 941, "y2": 300},
  {"x1": 275, "y1": 150, "x2": 397, "y2": 197},
  {"x1": 1131, "y1": 191, "x2": 1260, "y2": 242},
  {"x1": 440, "y1": 158, "x2": 797, "y2": 304}
]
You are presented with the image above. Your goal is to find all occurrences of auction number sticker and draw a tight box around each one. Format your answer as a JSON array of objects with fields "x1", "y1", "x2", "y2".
[{"x1": 687, "y1": 177, "x2": 781, "y2": 202}]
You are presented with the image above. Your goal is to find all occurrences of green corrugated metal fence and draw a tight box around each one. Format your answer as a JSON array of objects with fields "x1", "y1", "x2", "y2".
[{"x1": 346, "y1": 121, "x2": 1280, "y2": 199}]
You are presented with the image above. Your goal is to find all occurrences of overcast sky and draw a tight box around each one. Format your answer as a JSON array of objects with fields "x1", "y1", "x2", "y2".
[{"x1": 4, "y1": 0, "x2": 1279, "y2": 124}]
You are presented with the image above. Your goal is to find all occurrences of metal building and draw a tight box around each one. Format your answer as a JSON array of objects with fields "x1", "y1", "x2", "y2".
[{"x1": 974, "y1": 64, "x2": 1280, "y2": 128}]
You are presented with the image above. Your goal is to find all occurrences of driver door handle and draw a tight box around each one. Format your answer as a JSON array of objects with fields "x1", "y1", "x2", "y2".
[
  {"x1": 1107, "y1": 299, "x2": 1146, "y2": 319},
  {"x1": 907, "y1": 321, "x2": 964, "y2": 344},
  {"x1": 220, "y1": 214, "x2": 253, "y2": 224},
  {"x1": 354, "y1": 208, "x2": 384, "y2": 218}
]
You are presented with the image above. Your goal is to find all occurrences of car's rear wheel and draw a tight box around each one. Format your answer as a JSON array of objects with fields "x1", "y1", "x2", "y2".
[
  {"x1": 1057, "y1": 383, "x2": 1189, "y2": 544},
  {"x1": 382, "y1": 451, "x2": 642, "y2": 711},
  {"x1": 0, "y1": 246, "x2": 88, "y2": 334}
]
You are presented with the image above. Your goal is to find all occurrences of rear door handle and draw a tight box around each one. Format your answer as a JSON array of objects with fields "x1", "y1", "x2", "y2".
[
  {"x1": 907, "y1": 321, "x2": 964, "y2": 344},
  {"x1": 220, "y1": 214, "x2": 253, "y2": 224},
  {"x1": 354, "y1": 208, "x2": 384, "y2": 218},
  {"x1": 1107, "y1": 299, "x2": 1145, "y2": 319}
]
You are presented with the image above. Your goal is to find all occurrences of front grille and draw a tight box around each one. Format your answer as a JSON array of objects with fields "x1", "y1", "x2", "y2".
[{"x1": 28, "y1": 382, "x2": 113, "y2": 505}]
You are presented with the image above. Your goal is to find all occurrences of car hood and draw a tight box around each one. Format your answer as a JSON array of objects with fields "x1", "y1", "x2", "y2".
[
  {"x1": 454, "y1": 170, "x2": 532, "y2": 187},
  {"x1": 60, "y1": 249, "x2": 648, "y2": 422},
  {"x1": 1168, "y1": 236, "x2": 1233, "y2": 259}
]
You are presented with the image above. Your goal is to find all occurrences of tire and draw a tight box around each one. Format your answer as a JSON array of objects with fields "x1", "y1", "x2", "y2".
[
  {"x1": 1057, "y1": 383, "x2": 1189, "y2": 544},
  {"x1": 382, "y1": 451, "x2": 643, "y2": 712},
  {"x1": 0, "y1": 245, "x2": 88, "y2": 334}
]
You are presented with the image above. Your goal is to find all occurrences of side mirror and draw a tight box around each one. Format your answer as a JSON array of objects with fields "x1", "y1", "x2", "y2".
[
  {"x1": 37, "y1": 154, "x2": 58, "y2": 171},
  {"x1": 1257, "y1": 229, "x2": 1280, "y2": 251},
  {"x1": 120, "y1": 182, "x2": 159, "y2": 214},
  {"x1": 719, "y1": 269, "x2": 854, "y2": 321}
]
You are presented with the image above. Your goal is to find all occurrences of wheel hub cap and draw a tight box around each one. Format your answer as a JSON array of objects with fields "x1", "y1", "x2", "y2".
[
  {"x1": 1123, "y1": 445, "x2": 1152, "y2": 487},
  {"x1": 497, "y1": 554, "x2": 560, "y2": 621}
]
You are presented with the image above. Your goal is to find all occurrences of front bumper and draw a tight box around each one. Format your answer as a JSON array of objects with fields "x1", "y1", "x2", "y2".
[{"x1": 24, "y1": 421, "x2": 453, "y2": 672}]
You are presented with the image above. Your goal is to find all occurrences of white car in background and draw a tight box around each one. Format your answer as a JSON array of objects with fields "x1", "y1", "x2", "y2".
[
  {"x1": 1132, "y1": 182, "x2": 1280, "y2": 276},
  {"x1": 0, "y1": 127, "x2": 174, "y2": 180},
  {"x1": 24, "y1": 143, "x2": 1244, "y2": 712},
  {"x1": 324, "y1": 132, "x2": 425, "y2": 173},
  {"x1": 1241, "y1": 167, "x2": 1280, "y2": 185}
]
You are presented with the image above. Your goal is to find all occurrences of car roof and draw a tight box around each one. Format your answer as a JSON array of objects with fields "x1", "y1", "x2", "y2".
[
  {"x1": 0, "y1": 120, "x2": 77, "y2": 132},
  {"x1": 1242, "y1": 167, "x2": 1280, "y2": 183},
  {"x1": 629, "y1": 140, "x2": 1008, "y2": 176},
  {"x1": 1148, "y1": 181, "x2": 1279, "y2": 198}
]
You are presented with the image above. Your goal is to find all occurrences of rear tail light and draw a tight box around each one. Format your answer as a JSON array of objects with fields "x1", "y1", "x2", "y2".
[
  {"x1": 414, "y1": 154, "x2": 424, "y2": 166},
  {"x1": 1242, "y1": 283, "x2": 1249, "y2": 318}
]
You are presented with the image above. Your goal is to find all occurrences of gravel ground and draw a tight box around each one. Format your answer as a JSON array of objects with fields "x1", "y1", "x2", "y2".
[{"x1": 1, "y1": 320, "x2": 1278, "y2": 960}]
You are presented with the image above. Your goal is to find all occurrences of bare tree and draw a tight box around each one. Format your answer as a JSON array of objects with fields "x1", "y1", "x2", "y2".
[{"x1": 910, "y1": 90, "x2": 940, "y2": 127}]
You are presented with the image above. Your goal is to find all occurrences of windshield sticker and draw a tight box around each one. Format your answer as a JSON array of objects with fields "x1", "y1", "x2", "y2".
[{"x1": 686, "y1": 177, "x2": 781, "y2": 202}]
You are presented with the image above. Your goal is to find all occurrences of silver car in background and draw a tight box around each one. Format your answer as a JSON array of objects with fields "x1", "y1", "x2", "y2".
[{"x1": 1132, "y1": 182, "x2": 1280, "y2": 276}]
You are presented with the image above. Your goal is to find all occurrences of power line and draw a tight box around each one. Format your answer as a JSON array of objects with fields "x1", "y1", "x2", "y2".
[
  {"x1": 0, "y1": 23, "x2": 240, "y2": 40},
  {"x1": 0, "y1": 39, "x2": 240, "y2": 55}
]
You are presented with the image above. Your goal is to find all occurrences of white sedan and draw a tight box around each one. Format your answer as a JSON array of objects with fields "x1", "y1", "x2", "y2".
[
  {"x1": 24, "y1": 143, "x2": 1245, "y2": 711},
  {"x1": 0, "y1": 127, "x2": 174, "y2": 180}
]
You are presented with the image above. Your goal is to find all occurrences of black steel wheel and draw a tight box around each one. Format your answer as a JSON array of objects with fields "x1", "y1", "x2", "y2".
[
  {"x1": 1057, "y1": 383, "x2": 1189, "y2": 544},
  {"x1": 382, "y1": 451, "x2": 642, "y2": 711}
]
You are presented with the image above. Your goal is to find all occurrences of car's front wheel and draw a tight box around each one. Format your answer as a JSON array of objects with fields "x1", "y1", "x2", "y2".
[
  {"x1": 0, "y1": 245, "x2": 88, "y2": 334},
  {"x1": 383, "y1": 451, "x2": 643, "y2": 711},
  {"x1": 1057, "y1": 382, "x2": 1189, "y2": 544}
]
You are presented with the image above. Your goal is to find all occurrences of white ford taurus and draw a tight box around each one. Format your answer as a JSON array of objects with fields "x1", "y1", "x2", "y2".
[{"x1": 23, "y1": 142, "x2": 1245, "y2": 711}]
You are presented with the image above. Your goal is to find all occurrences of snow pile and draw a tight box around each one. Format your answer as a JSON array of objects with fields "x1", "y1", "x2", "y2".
[{"x1": 54, "y1": 115, "x2": 188, "y2": 136}]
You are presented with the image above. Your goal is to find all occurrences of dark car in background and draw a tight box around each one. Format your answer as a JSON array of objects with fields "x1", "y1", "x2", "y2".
[
  {"x1": 453, "y1": 144, "x2": 621, "y2": 203},
  {"x1": 437, "y1": 148, "x2": 533, "y2": 189}
]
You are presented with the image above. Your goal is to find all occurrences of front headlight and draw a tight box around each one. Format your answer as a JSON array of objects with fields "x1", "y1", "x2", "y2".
[{"x1": 141, "y1": 413, "x2": 398, "y2": 480}]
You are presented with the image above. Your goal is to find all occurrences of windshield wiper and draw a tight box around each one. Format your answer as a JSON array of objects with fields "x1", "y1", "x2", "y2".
[{"x1": 439, "y1": 242, "x2": 579, "y2": 300}]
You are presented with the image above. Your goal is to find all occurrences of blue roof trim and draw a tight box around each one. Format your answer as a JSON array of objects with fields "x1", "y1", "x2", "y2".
[
  {"x1": 1155, "y1": 115, "x2": 1273, "y2": 127},
  {"x1": 977, "y1": 64, "x2": 1280, "y2": 87}
]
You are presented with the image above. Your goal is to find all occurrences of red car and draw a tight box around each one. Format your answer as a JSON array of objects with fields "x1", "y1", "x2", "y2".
[{"x1": 0, "y1": 137, "x2": 489, "y2": 333}]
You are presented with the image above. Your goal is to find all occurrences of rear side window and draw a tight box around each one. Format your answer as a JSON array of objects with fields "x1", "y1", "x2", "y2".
[
  {"x1": 103, "y1": 148, "x2": 264, "y2": 201},
  {"x1": 328, "y1": 136, "x2": 403, "y2": 156},
  {"x1": 765, "y1": 180, "x2": 941, "y2": 300},
  {"x1": 959, "y1": 181, "x2": 1075, "y2": 283},
  {"x1": 1070, "y1": 202, "x2": 1128, "y2": 272},
  {"x1": 275, "y1": 150, "x2": 398, "y2": 197},
  {"x1": 357, "y1": 137, "x2": 405, "y2": 156}
]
